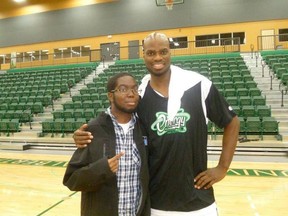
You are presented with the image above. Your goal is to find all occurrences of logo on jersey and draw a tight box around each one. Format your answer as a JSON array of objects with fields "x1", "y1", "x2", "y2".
[{"x1": 151, "y1": 108, "x2": 190, "y2": 136}]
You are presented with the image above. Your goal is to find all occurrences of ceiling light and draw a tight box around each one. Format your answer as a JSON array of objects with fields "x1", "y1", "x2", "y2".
[{"x1": 14, "y1": 0, "x2": 26, "y2": 3}]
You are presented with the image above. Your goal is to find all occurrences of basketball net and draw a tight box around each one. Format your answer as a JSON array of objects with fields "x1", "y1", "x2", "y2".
[{"x1": 166, "y1": 0, "x2": 173, "y2": 10}]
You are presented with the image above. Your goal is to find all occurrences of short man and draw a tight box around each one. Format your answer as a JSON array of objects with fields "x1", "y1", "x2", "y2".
[
  {"x1": 63, "y1": 73, "x2": 150, "y2": 216},
  {"x1": 73, "y1": 32, "x2": 240, "y2": 215}
]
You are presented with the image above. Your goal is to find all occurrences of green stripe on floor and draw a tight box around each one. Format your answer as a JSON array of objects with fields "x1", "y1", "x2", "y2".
[{"x1": 1, "y1": 157, "x2": 287, "y2": 177}]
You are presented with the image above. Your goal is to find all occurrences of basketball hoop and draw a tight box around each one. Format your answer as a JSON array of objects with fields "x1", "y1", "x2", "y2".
[
  {"x1": 156, "y1": 0, "x2": 184, "y2": 10},
  {"x1": 166, "y1": 0, "x2": 173, "y2": 10}
]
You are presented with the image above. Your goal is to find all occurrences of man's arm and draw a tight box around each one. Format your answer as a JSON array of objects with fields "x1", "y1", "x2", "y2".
[
  {"x1": 73, "y1": 124, "x2": 93, "y2": 148},
  {"x1": 194, "y1": 116, "x2": 240, "y2": 189}
]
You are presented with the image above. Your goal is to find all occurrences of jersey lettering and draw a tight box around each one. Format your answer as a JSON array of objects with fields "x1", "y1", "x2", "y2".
[{"x1": 151, "y1": 108, "x2": 190, "y2": 136}]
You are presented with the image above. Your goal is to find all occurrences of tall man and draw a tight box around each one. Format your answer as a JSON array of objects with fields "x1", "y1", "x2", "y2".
[
  {"x1": 63, "y1": 73, "x2": 150, "y2": 216},
  {"x1": 73, "y1": 32, "x2": 240, "y2": 216}
]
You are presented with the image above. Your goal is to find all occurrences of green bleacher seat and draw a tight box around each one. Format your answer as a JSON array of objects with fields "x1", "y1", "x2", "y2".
[
  {"x1": 256, "y1": 105, "x2": 271, "y2": 120},
  {"x1": 4, "y1": 110, "x2": 14, "y2": 119},
  {"x1": 276, "y1": 68, "x2": 287, "y2": 79},
  {"x1": 280, "y1": 73, "x2": 288, "y2": 86},
  {"x1": 73, "y1": 109, "x2": 84, "y2": 119},
  {"x1": 222, "y1": 76, "x2": 232, "y2": 82},
  {"x1": 80, "y1": 87, "x2": 89, "y2": 95},
  {"x1": 9, "y1": 103, "x2": 18, "y2": 111},
  {"x1": 224, "y1": 88, "x2": 237, "y2": 97},
  {"x1": 90, "y1": 93, "x2": 100, "y2": 101},
  {"x1": 237, "y1": 88, "x2": 249, "y2": 97},
  {"x1": 238, "y1": 117, "x2": 246, "y2": 135},
  {"x1": 16, "y1": 102, "x2": 26, "y2": 111},
  {"x1": 63, "y1": 109, "x2": 74, "y2": 120},
  {"x1": 245, "y1": 80, "x2": 257, "y2": 89},
  {"x1": 82, "y1": 93, "x2": 91, "y2": 101},
  {"x1": 261, "y1": 117, "x2": 279, "y2": 136},
  {"x1": 211, "y1": 75, "x2": 222, "y2": 83},
  {"x1": 243, "y1": 75, "x2": 254, "y2": 82},
  {"x1": 52, "y1": 89, "x2": 61, "y2": 100},
  {"x1": 8, "y1": 119, "x2": 20, "y2": 133},
  {"x1": 72, "y1": 95, "x2": 82, "y2": 102},
  {"x1": 83, "y1": 101, "x2": 93, "y2": 109},
  {"x1": 88, "y1": 87, "x2": 98, "y2": 94},
  {"x1": 252, "y1": 95, "x2": 266, "y2": 106},
  {"x1": 42, "y1": 95, "x2": 52, "y2": 106},
  {"x1": 87, "y1": 82, "x2": 96, "y2": 88},
  {"x1": 63, "y1": 118, "x2": 75, "y2": 133},
  {"x1": 95, "y1": 108, "x2": 107, "y2": 117},
  {"x1": 213, "y1": 81, "x2": 223, "y2": 90},
  {"x1": 60, "y1": 83, "x2": 69, "y2": 93},
  {"x1": 223, "y1": 81, "x2": 234, "y2": 90},
  {"x1": 92, "y1": 100, "x2": 103, "y2": 110},
  {"x1": 0, "y1": 110, "x2": 5, "y2": 119},
  {"x1": 0, "y1": 104, "x2": 8, "y2": 111},
  {"x1": 245, "y1": 117, "x2": 262, "y2": 138},
  {"x1": 232, "y1": 75, "x2": 243, "y2": 82},
  {"x1": 0, "y1": 119, "x2": 9, "y2": 134},
  {"x1": 226, "y1": 96, "x2": 239, "y2": 106},
  {"x1": 241, "y1": 105, "x2": 256, "y2": 119},
  {"x1": 233, "y1": 81, "x2": 246, "y2": 89},
  {"x1": 32, "y1": 102, "x2": 44, "y2": 114},
  {"x1": 53, "y1": 110, "x2": 63, "y2": 119},
  {"x1": 249, "y1": 88, "x2": 262, "y2": 96},
  {"x1": 232, "y1": 105, "x2": 241, "y2": 116},
  {"x1": 73, "y1": 101, "x2": 82, "y2": 109},
  {"x1": 53, "y1": 118, "x2": 64, "y2": 136},
  {"x1": 99, "y1": 93, "x2": 108, "y2": 101},
  {"x1": 239, "y1": 96, "x2": 252, "y2": 106},
  {"x1": 20, "y1": 110, "x2": 32, "y2": 123},
  {"x1": 83, "y1": 109, "x2": 95, "y2": 121},
  {"x1": 63, "y1": 101, "x2": 74, "y2": 110},
  {"x1": 221, "y1": 70, "x2": 230, "y2": 77},
  {"x1": 74, "y1": 118, "x2": 87, "y2": 130},
  {"x1": 102, "y1": 100, "x2": 110, "y2": 108}
]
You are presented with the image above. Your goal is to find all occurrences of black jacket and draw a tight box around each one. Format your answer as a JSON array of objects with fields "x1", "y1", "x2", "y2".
[{"x1": 63, "y1": 112, "x2": 150, "y2": 216}]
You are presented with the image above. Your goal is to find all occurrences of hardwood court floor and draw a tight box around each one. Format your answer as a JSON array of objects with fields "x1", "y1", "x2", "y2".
[{"x1": 0, "y1": 150, "x2": 287, "y2": 216}]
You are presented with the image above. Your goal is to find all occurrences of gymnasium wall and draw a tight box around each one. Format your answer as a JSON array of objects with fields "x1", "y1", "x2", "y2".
[
  {"x1": 1, "y1": 19, "x2": 287, "y2": 55},
  {"x1": 0, "y1": 0, "x2": 288, "y2": 48}
]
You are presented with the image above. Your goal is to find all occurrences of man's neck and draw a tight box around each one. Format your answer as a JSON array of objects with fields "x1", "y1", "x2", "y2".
[
  {"x1": 111, "y1": 110, "x2": 132, "y2": 124},
  {"x1": 150, "y1": 71, "x2": 171, "y2": 98}
]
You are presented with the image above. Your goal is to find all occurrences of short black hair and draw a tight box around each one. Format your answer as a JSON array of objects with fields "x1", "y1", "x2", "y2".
[{"x1": 106, "y1": 72, "x2": 136, "y2": 92}]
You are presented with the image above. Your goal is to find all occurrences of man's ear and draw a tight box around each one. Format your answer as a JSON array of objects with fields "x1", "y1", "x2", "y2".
[{"x1": 107, "y1": 92, "x2": 113, "y2": 103}]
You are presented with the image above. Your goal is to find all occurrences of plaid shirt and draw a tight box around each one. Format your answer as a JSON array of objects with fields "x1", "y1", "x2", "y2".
[{"x1": 107, "y1": 108, "x2": 141, "y2": 216}]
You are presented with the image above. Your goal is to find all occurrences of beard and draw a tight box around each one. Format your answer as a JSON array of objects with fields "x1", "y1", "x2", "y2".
[{"x1": 113, "y1": 98, "x2": 138, "y2": 114}]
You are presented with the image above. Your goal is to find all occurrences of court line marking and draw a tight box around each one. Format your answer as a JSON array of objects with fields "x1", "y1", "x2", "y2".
[
  {"x1": 37, "y1": 191, "x2": 78, "y2": 216},
  {"x1": 247, "y1": 195, "x2": 261, "y2": 216}
]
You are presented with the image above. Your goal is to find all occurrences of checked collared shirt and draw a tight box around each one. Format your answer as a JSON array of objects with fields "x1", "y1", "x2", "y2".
[{"x1": 107, "y1": 108, "x2": 141, "y2": 216}]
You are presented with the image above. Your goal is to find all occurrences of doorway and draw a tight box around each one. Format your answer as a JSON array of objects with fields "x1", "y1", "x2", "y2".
[
  {"x1": 100, "y1": 42, "x2": 120, "y2": 61},
  {"x1": 261, "y1": 29, "x2": 275, "y2": 50},
  {"x1": 128, "y1": 40, "x2": 140, "y2": 59}
]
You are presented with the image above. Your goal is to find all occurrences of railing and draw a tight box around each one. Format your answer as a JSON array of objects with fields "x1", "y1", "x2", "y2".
[
  {"x1": 257, "y1": 34, "x2": 288, "y2": 51},
  {"x1": 2, "y1": 38, "x2": 240, "y2": 69}
]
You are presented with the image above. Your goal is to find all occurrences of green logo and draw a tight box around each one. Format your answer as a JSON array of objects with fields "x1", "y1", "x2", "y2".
[{"x1": 151, "y1": 108, "x2": 190, "y2": 136}]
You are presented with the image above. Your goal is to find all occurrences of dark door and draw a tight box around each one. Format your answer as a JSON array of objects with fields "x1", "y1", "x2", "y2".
[
  {"x1": 128, "y1": 40, "x2": 140, "y2": 59},
  {"x1": 100, "y1": 42, "x2": 120, "y2": 61}
]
